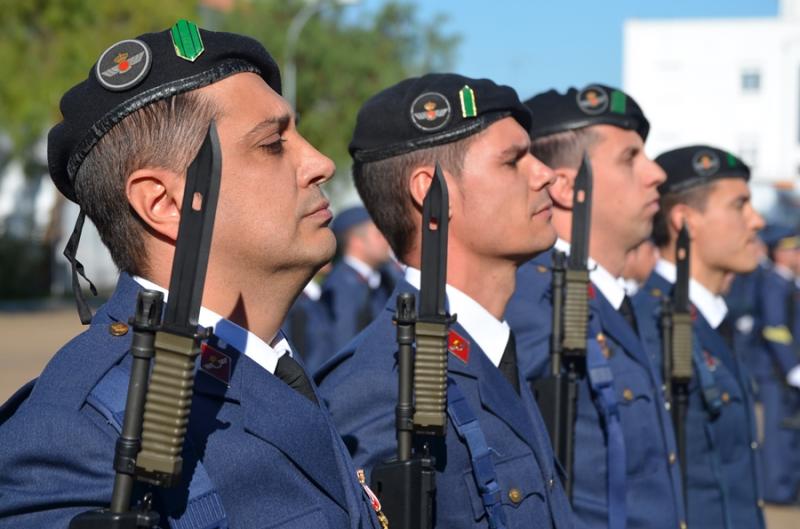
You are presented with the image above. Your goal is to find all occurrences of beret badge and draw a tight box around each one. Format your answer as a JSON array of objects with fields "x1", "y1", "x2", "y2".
[
  {"x1": 95, "y1": 39, "x2": 152, "y2": 92},
  {"x1": 691, "y1": 150, "x2": 720, "y2": 177},
  {"x1": 577, "y1": 85, "x2": 609, "y2": 115},
  {"x1": 410, "y1": 92, "x2": 451, "y2": 132}
]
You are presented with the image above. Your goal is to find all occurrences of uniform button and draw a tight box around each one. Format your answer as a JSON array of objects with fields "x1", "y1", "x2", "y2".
[
  {"x1": 665, "y1": 401, "x2": 671, "y2": 411},
  {"x1": 669, "y1": 452, "x2": 677, "y2": 465},
  {"x1": 751, "y1": 441, "x2": 759, "y2": 450},
  {"x1": 508, "y1": 488, "x2": 523, "y2": 503},
  {"x1": 109, "y1": 322, "x2": 129, "y2": 336},
  {"x1": 721, "y1": 392, "x2": 730, "y2": 404},
  {"x1": 757, "y1": 499, "x2": 765, "y2": 508},
  {"x1": 537, "y1": 265, "x2": 548, "y2": 274},
  {"x1": 679, "y1": 521, "x2": 687, "y2": 529},
  {"x1": 548, "y1": 478, "x2": 554, "y2": 490},
  {"x1": 623, "y1": 389, "x2": 634, "y2": 402}
]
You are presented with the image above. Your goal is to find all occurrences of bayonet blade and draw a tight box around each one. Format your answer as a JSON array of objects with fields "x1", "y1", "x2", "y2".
[
  {"x1": 418, "y1": 163, "x2": 449, "y2": 321},
  {"x1": 674, "y1": 223, "x2": 690, "y2": 314},
  {"x1": 162, "y1": 121, "x2": 222, "y2": 334},
  {"x1": 568, "y1": 152, "x2": 592, "y2": 270}
]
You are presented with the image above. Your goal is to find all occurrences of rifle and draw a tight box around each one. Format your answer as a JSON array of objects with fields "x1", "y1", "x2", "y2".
[
  {"x1": 666, "y1": 223, "x2": 693, "y2": 498},
  {"x1": 70, "y1": 121, "x2": 222, "y2": 528},
  {"x1": 371, "y1": 163, "x2": 454, "y2": 529},
  {"x1": 534, "y1": 153, "x2": 592, "y2": 499}
]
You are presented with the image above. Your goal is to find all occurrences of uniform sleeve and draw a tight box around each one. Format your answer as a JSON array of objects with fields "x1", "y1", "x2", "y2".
[
  {"x1": 759, "y1": 275, "x2": 800, "y2": 375},
  {"x1": 505, "y1": 264, "x2": 554, "y2": 381},
  {"x1": 0, "y1": 401, "x2": 119, "y2": 528}
]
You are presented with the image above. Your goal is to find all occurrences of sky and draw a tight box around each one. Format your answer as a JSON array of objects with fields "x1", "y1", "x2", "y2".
[{"x1": 351, "y1": 0, "x2": 779, "y2": 99}]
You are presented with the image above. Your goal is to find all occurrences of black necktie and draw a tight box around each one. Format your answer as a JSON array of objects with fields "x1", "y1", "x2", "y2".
[
  {"x1": 717, "y1": 317, "x2": 735, "y2": 350},
  {"x1": 499, "y1": 332, "x2": 520, "y2": 396},
  {"x1": 275, "y1": 354, "x2": 319, "y2": 405},
  {"x1": 618, "y1": 295, "x2": 638, "y2": 334}
]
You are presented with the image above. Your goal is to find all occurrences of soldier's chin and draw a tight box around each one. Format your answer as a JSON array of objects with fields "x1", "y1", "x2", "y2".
[{"x1": 314, "y1": 229, "x2": 337, "y2": 265}]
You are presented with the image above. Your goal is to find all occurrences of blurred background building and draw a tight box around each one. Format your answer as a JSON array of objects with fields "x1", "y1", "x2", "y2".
[{"x1": 625, "y1": 0, "x2": 800, "y2": 224}]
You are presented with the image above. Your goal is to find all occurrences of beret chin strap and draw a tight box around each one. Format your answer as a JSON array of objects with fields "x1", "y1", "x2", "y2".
[{"x1": 63, "y1": 209, "x2": 98, "y2": 325}]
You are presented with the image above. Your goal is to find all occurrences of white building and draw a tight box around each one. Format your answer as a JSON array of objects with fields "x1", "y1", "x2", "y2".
[{"x1": 624, "y1": 0, "x2": 800, "y2": 184}]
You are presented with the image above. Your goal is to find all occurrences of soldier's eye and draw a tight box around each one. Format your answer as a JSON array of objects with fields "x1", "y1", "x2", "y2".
[{"x1": 260, "y1": 137, "x2": 286, "y2": 155}]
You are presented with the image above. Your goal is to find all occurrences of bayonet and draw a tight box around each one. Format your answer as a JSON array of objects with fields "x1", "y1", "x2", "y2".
[{"x1": 136, "y1": 122, "x2": 222, "y2": 487}]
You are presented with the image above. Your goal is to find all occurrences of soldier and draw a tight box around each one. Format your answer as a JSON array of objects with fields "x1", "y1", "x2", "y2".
[
  {"x1": 282, "y1": 266, "x2": 334, "y2": 374},
  {"x1": 504, "y1": 84, "x2": 684, "y2": 529},
  {"x1": 634, "y1": 145, "x2": 766, "y2": 528},
  {"x1": 321, "y1": 206, "x2": 393, "y2": 352},
  {"x1": 317, "y1": 73, "x2": 575, "y2": 528},
  {"x1": 752, "y1": 224, "x2": 800, "y2": 504},
  {"x1": 0, "y1": 21, "x2": 382, "y2": 528}
]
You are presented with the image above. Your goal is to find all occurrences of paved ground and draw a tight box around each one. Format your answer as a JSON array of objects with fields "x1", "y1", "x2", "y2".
[{"x1": 1, "y1": 306, "x2": 799, "y2": 527}]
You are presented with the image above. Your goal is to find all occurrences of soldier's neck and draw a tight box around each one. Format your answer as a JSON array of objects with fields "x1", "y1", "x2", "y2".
[
  {"x1": 404, "y1": 249, "x2": 516, "y2": 321},
  {"x1": 662, "y1": 240, "x2": 727, "y2": 296},
  {"x1": 552, "y1": 211, "x2": 627, "y2": 277},
  {"x1": 147, "y1": 256, "x2": 310, "y2": 346}
]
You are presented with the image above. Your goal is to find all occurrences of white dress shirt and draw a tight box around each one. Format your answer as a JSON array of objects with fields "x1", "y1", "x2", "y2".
[
  {"x1": 553, "y1": 238, "x2": 626, "y2": 310},
  {"x1": 133, "y1": 276, "x2": 291, "y2": 375},
  {"x1": 404, "y1": 267, "x2": 510, "y2": 367},
  {"x1": 653, "y1": 259, "x2": 728, "y2": 329}
]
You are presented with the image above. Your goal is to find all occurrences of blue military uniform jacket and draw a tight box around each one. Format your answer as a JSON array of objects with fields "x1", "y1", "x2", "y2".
[
  {"x1": 0, "y1": 274, "x2": 381, "y2": 529},
  {"x1": 282, "y1": 289, "x2": 335, "y2": 375},
  {"x1": 505, "y1": 249, "x2": 685, "y2": 529},
  {"x1": 743, "y1": 265, "x2": 800, "y2": 504},
  {"x1": 321, "y1": 260, "x2": 392, "y2": 353},
  {"x1": 316, "y1": 279, "x2": 575, "y2": 529},
  {"x1": 634, "y1": 270, "x2": 765, "y2": 529}
]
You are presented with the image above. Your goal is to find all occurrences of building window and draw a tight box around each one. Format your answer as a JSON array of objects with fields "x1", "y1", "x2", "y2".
[{"x1": 741, "y1": 69, "x2": 760, "y2": 93}]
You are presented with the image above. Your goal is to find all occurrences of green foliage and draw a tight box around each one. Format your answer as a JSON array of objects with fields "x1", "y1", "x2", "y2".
[
  {"x1": 219, "y1": 0, "x2": 460, "y2": 194},
  {"x1": 0, "y1": 0, "x2": 199, "y2": 155},
  {"x1": 0, "y1": 0, "x2": 459, "y2": 195}
]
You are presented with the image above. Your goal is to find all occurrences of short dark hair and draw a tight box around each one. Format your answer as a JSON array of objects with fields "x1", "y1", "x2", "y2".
[
  {"x1": 651, "y1": 182, "x2": 717, "y2": 248},
  {"x1": 530, "y1": 127, "x2": 599, "y2": 169},
  {"x1": 74, "y1": 92, "x2": 216, "y2": 276},
  {"x1": 353, "y1": 136, "x2": 476, "y2": 260}
]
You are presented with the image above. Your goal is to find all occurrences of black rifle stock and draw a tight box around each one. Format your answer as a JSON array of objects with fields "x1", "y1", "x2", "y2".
[
  {"x1": 70, "y1": 122, "x2": 222, "y2": 528},
  {"x1": 371, "y1": 163, "x2": 453, "y2": 529},
  {"x1": 533, "y1": 153, "x2": 593, "y2": 500},
  {"x1": 669, "y1": 224, "x2": 693, "y2": 498}
]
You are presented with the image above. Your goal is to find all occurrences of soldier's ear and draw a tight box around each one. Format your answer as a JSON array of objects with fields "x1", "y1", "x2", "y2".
[
  {"x1": 408, "y1": 165, "x2": 435, "y2": 212},
  {"x1": 126, "y1": 167, "x2": 184, "y2": 242},
  {"x1": 669, "y1": 204, "x2": 693, "y2": 239},
  {"x1": 548, "y1": 166, "x2": 578, "y2": 209}
]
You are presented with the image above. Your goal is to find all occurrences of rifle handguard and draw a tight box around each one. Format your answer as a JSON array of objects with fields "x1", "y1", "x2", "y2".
[
  {"x1": 413, "y1": 321, "x2": 448, "y2": 435},
  {"x1": 562, "y1": 269, "x2": 590, "y2": 352},
  {"x1": 671, "y1": 313, "x2": 693, "y2": 384},
  {"x1": 135, "y1": 331, "x2": 200, "y2": 486}
]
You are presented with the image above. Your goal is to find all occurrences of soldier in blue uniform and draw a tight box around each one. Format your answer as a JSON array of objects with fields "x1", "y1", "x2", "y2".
[
  {"x1": 633, "y1": 145, "x2": 766, "y2": 528},
  {"x1": 282, "y1": 274, "x2": 334, "y2": 375},
  {"x1": 0, "y1": 22, "x2": 383, "y2": 529},
  {"x1": 321, "y1": 206, "x2": 394, "y2": 352},
  {"x1": 752, "y1": 225, "x2": 800, "y2": 504},
  {"x1": 317, "y1": 74, "x2": 575, "y2": 528},
  {"x1": 504, "y1": 84, "x2": 685, "y2": 529}
]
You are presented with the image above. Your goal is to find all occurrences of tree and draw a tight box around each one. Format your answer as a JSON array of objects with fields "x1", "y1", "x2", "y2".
[
  {"x1": 218, "y1": 0, "x2": 460, "y2": 197},
  {"x1": 0, "y1": 0, "x2": 200, "y2": 156}
]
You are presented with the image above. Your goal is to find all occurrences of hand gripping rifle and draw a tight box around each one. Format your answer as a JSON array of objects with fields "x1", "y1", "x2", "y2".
[
  {"x1": 70, "y1": 122, "x2": 222, "y2": 528},
  {"x1": 663, "y1": 223, "x2": 693, "y2": 497},
  {"x1": 371, "y1": 164, "x2": 455, "y2": 529},
  {"x1": 533, "y1": 153, "x2": 593, "y2": 499}
]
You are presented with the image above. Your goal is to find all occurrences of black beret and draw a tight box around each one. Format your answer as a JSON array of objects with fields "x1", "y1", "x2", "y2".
[
  {"x1": 655, "y1": 145, "x2": 750, "y2": 195},
  {"x1": 48, "y1": 20, "x2": 281, "y2": 203},
  {"x1": 349, "y1": 73, "x2": 531, "y2": 163},
  {"x1": 525, "y1": 83, "x2": 650, "y2": 141}
]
